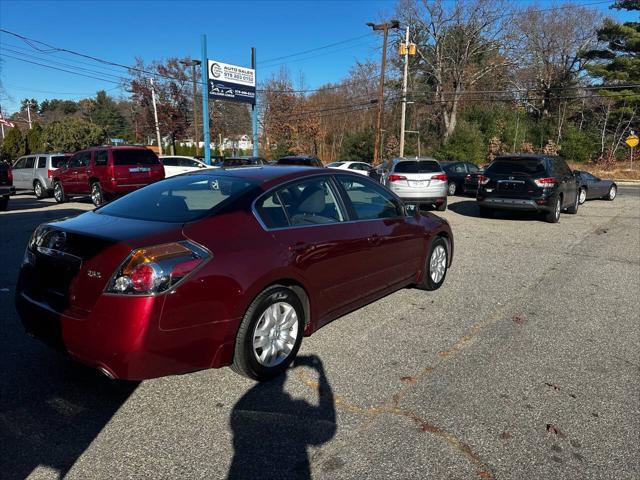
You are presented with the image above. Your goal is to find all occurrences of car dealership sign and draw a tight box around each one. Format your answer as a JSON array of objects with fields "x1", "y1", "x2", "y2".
[{"x1": 207, "y1": 60, "x2": 255, "y2": 105}]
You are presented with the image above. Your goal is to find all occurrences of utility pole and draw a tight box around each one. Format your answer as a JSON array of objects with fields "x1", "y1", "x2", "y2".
[
  {"x1": 180, "y1": 59, "x2": 201, "y2": 155},
  {"x1": 251, "y1": 47, "x2": 258, "y2": 157},
  {"x1": 367, "y1": 19, "x2": 400, "y2": 165},
  {"x1": 201, "y1": 34, "x2": 212, "y2": 165},
  {"x1": 26, "y1": 101, "x2": 33, "y2": 129},
  {"x1": 399, "y1": 26, "x2": 412, "y2": 157},
  {"x1": 150, "y1": 78, "x2": 163, "y2": 156}
]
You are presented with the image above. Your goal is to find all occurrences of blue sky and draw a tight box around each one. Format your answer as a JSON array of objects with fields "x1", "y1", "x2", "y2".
[{"x1": 0, "y1": 0, "x2": 633, "y2": 114}]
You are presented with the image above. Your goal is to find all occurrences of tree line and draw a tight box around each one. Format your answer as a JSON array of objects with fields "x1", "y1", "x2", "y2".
[{"x1": 1, "y1": 0, "x2": 638, "y2": 165}]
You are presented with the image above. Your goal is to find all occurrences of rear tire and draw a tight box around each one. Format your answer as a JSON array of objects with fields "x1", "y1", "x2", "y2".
[
  {"x1": 232, "y1": 285, "x2": 304, "y2": 381},
  {"x1": 417, "y1": 237, "x2": 449, "y2": 291},
  {"x1": 566, "y1": 190, "x2": 579, "y2": 214},
  {"x1": 0, "y1": 196, "x2": 8, "y2": 211},
  {"x1": 447, "y1": 182, "x2": 456, "y2": 196},
  {"x1": 90, "y1": 182, "x2": 104, "y2": 207},
  {"x1": 33, "y1": 181, "x2": 46, "y2": 199},
  {"x1": 53, "y1": 181, "x2": 66, "y2": 203},
  {"x1": 436, "y1": 197, "x2": 447, "y2": 211},
  {"x1": 545, "y1": 196, "x2": 561, "y2": 223}
]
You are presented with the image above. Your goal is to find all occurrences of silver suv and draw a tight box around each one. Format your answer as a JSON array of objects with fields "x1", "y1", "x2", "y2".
[
  {"x1": 12, "y1": 153, "x2": 71, "y2": 198},
  {"x1": 382, "y1": 157, "x2": 448, "y2": 211}
]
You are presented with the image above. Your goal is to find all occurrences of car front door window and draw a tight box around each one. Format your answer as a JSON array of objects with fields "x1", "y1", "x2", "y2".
[{"x1": 336, "y1": 176, "x2": 402, "y2": 220}]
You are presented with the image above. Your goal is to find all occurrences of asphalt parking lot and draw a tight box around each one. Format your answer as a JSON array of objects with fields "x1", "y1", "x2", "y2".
[{"x1": 1, "y1": 186, "x2": 638, "y2": 480}]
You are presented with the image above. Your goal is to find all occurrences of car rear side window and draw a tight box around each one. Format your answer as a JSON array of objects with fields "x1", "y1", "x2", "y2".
[
  {"x1": 95, "y1": 150, "x2": 108, "y2": 166},
  {"x1": 279, "y1": 178, "x2": 344, "y2": 226},
  {"x1": 37, "y1": 157, "x2": 46, "y2": 168},
  {"x1": 25, "y1": 157, "x2": 36, "y2": 169},
  {"x1": 51, "y1": 156, "x2": 68, "y2": 168},
  {"x1": 337, "y1": 176, "x2": 402, "y2": 220},
  {"x1": 112, "y1": 149, "x2": 160, "y2": 166},
  {"x1": 98, "y1": 175, "x2": 257, "y2": 222},
  {"x1": 394, "y1": 161, "x2": 440, "y2": 174},
  {"x1": 255, "y1": 193, "x2": 289, "y2": 229},
  {"x1": 487, "y1": 159, "x2": 546, "y2": 176}
]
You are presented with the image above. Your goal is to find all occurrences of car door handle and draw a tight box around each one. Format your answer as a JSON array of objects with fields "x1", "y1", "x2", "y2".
[
  {"x1": 289, "y1": 242, "x2": 310, "y2": 254},
  {"x1": 368, "y1": 235, "x2": 381, "y2": 246}
]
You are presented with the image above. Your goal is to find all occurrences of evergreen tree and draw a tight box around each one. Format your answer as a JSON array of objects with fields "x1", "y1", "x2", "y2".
[
  {"x1": 1, "y1": 127, "x2": 25, "y2": 162},
  {"x1": 25, "y1": 123, "x2": 43, "y2": 154},
  {"x1": 87, "y1": 90, "x2": 128, "y2": 139}
]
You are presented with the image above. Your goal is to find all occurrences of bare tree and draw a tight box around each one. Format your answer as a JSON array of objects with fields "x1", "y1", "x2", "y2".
[
  {"x1": 510, "y1": 3, "x2": 600, "y2": 117},
  {"x1": 396, "y1": 0, "x2": 511, "y2": 139}
]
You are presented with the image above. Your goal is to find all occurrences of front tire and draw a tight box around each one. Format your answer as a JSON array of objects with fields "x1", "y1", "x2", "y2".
[
  {"x1": 53, "y1": 181, "x2": 66, "y2": 203},
  {"x1": 606, "y1": 185, "x2": 616, "y2": 201},
  {"x1": 232, "y1": 285, "x2": 304, "y2": 381},
  {"x1": 578, "y1": 187, "x2": 587, "y2": 205},
  {"x1": 417, "y1": 237, "x2": 449, "y2": 291},
  {"x1": 545, "y1": 196, "x2": 561, "y2": 223}
]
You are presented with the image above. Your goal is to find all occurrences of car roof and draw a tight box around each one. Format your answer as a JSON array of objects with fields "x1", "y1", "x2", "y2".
[{"x1": 182, "y1": 165, "x2": 360, "y2": 188}]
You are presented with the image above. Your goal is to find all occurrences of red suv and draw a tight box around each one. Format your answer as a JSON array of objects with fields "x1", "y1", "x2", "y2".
[{"x1": 52, "y1": 146, "x2": 165, "y2": 206}]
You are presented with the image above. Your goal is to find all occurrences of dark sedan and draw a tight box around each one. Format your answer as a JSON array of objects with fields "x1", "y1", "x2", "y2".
[
  {"x1": 575, "y1": 171, "x2": 617, "y2": 204},
  {"x1": 16, "y1": 167, "x2": 453, "y2": 381},
  {"x1": 440, "y1": 160, "x2": 482, "y2": 196}
]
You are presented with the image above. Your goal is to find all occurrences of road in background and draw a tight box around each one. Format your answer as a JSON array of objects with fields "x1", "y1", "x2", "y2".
[{"x1": 1, "y1": 186, "x2": 638, "y2": 480}]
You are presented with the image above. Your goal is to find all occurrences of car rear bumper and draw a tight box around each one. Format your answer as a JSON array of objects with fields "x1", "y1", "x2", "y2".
[
  {"x1": 16, "y1": 288, "x2": 235, "y2": 380},
  {"x1": 0, "y1": 186, "x2": 15, "y2": 196},
  {"x1": 477, "y1": 196, "x2": 553, "y2": 212}
]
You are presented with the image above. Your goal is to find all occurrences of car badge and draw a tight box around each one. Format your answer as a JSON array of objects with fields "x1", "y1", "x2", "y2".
[
  {"x1": 87, "y1": 270, "x2": 102, "y2": 279},
  {"x1": 48, "y1": 231, "x2": 67, "y2": 250}
]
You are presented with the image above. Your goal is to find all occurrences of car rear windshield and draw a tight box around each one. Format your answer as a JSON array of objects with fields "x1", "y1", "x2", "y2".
[
  {"x1": 326, "y1": 162, "x2": 345, "y2": 167},
  {"x1": 51, "y1": 156, "x2": 69, "y2": 168},
  {"x1": 112, "y1": 149, "x2": 160, "y2": 166},
  {"x1": 97, "y1": 175, "x2": 257, "y2": 222},
  {"x1": 394, "y1": 160, "x2": 441, "y2": 173},
  {"x1": 486, "y1": 159, "x2": 546, "y2": 176}
]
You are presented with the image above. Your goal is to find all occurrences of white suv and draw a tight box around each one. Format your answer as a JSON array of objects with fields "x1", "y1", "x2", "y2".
[{"x1": 12, "y1": 153, "x2": 71, "y2": 198}]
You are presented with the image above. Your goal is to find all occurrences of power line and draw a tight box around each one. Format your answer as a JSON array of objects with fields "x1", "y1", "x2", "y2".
[{"x1": 258, "y1": 33, "x2": 374, "y2": 64}]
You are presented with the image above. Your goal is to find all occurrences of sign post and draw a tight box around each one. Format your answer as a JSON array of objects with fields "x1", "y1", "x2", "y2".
[
  {"x1": 626, "y1": 132, "x2": 638, "y2": 170},
  {"x1": 252, "y1": 47, "x2": 258, "y2": 157},
  {"x1": 201, "y1": 34, "x2": 212, "y2": 165}
]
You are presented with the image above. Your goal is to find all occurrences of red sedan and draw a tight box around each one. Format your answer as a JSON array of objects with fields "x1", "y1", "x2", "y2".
[{"x1": 16, "y1": 167, "x2": 453, "y2": 381}]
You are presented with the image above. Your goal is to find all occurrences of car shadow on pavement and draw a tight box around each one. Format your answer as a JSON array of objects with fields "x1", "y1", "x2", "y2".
[
  {"x1": 0, "y1": 206, "x2": 139, "y2": 480},
  {"x1": 448, "y1": 200, "x2": 543, "y2": 221},
  {"x1": 228, "y1": 355, "x2": 336, "y2": 480}
]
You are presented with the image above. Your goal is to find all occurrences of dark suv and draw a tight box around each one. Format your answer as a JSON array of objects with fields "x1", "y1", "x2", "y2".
[
  {"x1": 476, "y1": 154, "x2": 580, "y2": 223},
  {"x1": 276, "y1": 156, "x2": 323, "y2": 167},
  {"x1": 0, "y1": 160, "x2": 15, "y2": 211},
  {"x1": 53, "y1": 146, "x2": 165, "y2": 206}
]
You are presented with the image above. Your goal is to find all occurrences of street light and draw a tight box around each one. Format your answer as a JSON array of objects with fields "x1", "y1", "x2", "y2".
[
  {"x1": 367, "y1": 19, "x2": 400, "y2": 165},
  {"x1": 180, "y1": 59, "x2": 202, "y2": 154}
]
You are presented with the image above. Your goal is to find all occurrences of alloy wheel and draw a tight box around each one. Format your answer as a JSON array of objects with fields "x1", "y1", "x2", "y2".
[
  {"x1": 609, "y1": 186, "x2": 616, "y2": 200},
  {"x1": 430, "y1": 245, "x2": 447, "y2": 284},
  {"x1": 448, "y1": 182, "x2": 456, "y2": 195},
  {"x1": 54, "y1": 183, "x2": 63, "y2": 202},
  {"x1": 34, "y1": 182, "x2": 43, "y2": 198},
  {"x1": 579, "y1": 188, "x2": 586, "y2": 204},
  {"x1": 555, "y1": 198, "x2": 561, "y2": 221},
  {"x1": 91, "y1": 184, "x2": 102, "y2": 206},
  {"x1": 252, "y1": 302, "x2": 299, "y2": 367}
]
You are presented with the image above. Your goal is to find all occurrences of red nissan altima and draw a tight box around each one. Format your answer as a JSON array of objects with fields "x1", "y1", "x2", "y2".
[{"x1": 16, "y1": 167, "x2": 453, "y2": 381}]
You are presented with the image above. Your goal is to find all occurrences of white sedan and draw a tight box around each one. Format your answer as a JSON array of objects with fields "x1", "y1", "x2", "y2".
[
  {"x1": 326, "y1": 161, "x2": 372, "y2": 176},
  {"x1": 159, "y1": 156, "x2": 210, "y2": 177}
]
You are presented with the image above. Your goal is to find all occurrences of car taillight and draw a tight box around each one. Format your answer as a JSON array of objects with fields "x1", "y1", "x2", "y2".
[
  {"x1": 106, "y1": 241, "x2": 211, "y2": 295},
  {"x1": 387, "y1": 174, "x2": 407, "y2": 182},
  {"x1": 432, "y1": 174, "x2": 448, "y2": 182},
  {"x1": 478, "y1": 174, "x2": 490, "y2": 185},
  {"x1": 534, "y1": 177, "x2": 557, "y2": 187},
  {"x1": 47, "y1": 169, "x2": 54, "y2": 178},
  {"x1": 7, "y1": 167, "x2": 13, "y2": 183}
]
